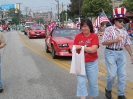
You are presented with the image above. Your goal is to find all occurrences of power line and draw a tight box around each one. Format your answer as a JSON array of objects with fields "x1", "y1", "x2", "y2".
[{"x1": 0, "y1": 0, "x2": 11, "y2": 4}]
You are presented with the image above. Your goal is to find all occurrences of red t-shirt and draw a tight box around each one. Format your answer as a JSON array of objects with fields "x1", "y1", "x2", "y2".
[{"x1": 74, "y1": 32, "x2": 99, "y2": 62}]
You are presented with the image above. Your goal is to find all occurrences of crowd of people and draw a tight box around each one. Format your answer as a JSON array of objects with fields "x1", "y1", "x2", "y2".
[{"x1": 0, "y1": 23, "x2": 24, "y2": 32}]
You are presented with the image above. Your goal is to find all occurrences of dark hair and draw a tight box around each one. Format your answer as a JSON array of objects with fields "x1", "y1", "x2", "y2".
[{"x1": 80, "y1": 18, "x2": 94, "y2": 33}]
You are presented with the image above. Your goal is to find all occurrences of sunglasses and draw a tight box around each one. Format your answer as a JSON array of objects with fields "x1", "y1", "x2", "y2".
[{"x1": 117, "y1": 19, "x2": 126, "y2": 24}]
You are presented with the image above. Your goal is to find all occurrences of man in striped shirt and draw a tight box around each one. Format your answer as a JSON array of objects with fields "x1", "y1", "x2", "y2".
[{"x1": 102, "y1": 7, "x2": 133, "y2": 99}]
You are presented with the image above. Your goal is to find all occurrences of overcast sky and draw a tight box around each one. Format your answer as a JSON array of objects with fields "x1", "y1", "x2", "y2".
[{"x1": 0, "y1": 0, "x2": 70, "y2": 14}]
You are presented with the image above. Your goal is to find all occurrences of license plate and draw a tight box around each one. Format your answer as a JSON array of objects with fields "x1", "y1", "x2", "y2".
[{"x1": 37, "y1": 34, "x2": 40, "y2": 35}]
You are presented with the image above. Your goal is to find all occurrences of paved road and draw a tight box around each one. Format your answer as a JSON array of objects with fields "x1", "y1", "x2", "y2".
[
  {"x1": 0, "y1": 31, "x2": 77, "y2": 99},
  {"x1": 0, "y1": 30, "x2": 133, "y2": 99}
]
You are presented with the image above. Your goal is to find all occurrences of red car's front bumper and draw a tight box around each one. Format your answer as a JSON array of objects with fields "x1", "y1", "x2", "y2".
[
  {"x1": 30, "y1": 33, "x2": 46, "y2": 37},
  {"x1": 56, "y1": 48, "x2": 72, "y2": 56}
]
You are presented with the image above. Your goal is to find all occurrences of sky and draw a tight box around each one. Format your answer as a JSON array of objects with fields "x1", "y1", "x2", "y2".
[{"x1": 0, "y1": 0, "x2": 70, "y2": 14}]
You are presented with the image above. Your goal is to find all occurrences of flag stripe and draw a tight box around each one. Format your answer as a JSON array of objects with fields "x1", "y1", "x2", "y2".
[{"x1": 93, "y1": 12, "x2": 109, "y2": 28}]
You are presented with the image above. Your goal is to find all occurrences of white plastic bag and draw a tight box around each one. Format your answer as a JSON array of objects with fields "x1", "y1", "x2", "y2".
[{"x1": 70, "y1": 45, "x2": 86, "y2": 76}]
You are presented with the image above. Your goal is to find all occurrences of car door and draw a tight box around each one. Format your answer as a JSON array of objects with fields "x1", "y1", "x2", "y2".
[{"x1": 46, "y1": 30, "x2": 54, "y2": 52}]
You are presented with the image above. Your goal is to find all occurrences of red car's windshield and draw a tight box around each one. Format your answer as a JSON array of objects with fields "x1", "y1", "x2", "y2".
[
  {"x1": 54, "y1": 29, "x2": 81, "y2": 37},
  {"x1": 30, "y1": 26, "x2": 44, "y2": 30}
]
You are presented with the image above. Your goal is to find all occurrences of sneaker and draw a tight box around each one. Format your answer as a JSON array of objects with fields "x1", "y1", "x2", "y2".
[
  {"x1": 118, "y1": 95, "x2": 126, "y2": 99},
  {"x1": 105, "y1": 88, "x2": 112, "y2": 99},
  {"x1": 0, "y1": 87, "x2": 3, "y2": 93}
]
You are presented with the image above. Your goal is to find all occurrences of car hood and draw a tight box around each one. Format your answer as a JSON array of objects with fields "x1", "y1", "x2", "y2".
[
  {"x1": 29, "y1": 30, "x2": 45, "y2": 32},
  {"x1": 53, "y1": 36, "x2": 75, "y2": 43}
]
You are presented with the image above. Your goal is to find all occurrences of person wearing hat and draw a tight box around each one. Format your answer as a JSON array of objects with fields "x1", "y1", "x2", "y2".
[{"x1": 102, "y1": 7, "x2": 133, "y2": 99}]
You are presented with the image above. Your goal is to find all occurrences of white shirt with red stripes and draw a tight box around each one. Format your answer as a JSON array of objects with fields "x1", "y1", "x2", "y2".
[{"x1": 102, "y1": 25, "x2": 132, "y2": 49}]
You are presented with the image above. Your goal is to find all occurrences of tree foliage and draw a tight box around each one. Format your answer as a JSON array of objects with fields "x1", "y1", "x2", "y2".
[
  {"x1": 120, "y1": 0, "x2": 133, "y2": 14},
  {"x1": 67, "y1": 0, "x2": 84, "y2": 17},
  {"x1": 60, "y1": 10, "x2": 67, "y2": 22},
  {"x1": 7, "y1": 8, "x2": 23, "y2": 24},
  {"x1": 81, "y1": 0, "x2": 112, "y2": 17}
]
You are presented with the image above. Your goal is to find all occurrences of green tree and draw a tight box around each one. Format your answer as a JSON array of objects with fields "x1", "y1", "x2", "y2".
[
  {"x1": 67, "y1": 0, "x2": 84, "y2": 18},
  {"x1": 81, "y1": 0, "x2": 112, "y2": 18},
  {"x1": 8, "y1": 8, "x2": 24, "y2": 24},
  {"x1": 120, "y1": 0, "x2": 133, "y2": 14},
  {"x1": 60, "y1": 10, "x2": 67, "y2": 22}
]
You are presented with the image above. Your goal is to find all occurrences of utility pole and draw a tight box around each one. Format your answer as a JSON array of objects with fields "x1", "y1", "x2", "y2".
[
  {"x1": 62, "y1": 2, "x2": 64, "y2": 12},
  {"x1": 61, "y1": 2, "x2": 65, "y2": 22},
  {"x1": 51, "y1": 7, "x2": 53, "y2": 22},
  {"x1": 16, "y1": 3, "x2": 22, "y2": 24},
  {"x1": 25, "y1": 7, "x2": 29, "y2": 22},
  {"x1": 55, "y1": 0, "x2": 59, "y2": 22}
]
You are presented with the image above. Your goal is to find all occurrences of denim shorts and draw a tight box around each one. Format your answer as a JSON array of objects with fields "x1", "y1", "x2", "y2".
[{"x1": 76, "y1": 59, "x2": 99, "y2": 97}]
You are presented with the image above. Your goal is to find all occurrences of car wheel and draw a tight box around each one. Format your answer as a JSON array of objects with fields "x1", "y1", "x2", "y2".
[
  {"x1": 45, "y1": 44, "x2": 50, "y2": 53},
  {"x1": 24, "y1": 31, "x2": 27, "y2": 35},
  {"x1": 52, "y1": 46, "x2": 57, "y2": 59}
]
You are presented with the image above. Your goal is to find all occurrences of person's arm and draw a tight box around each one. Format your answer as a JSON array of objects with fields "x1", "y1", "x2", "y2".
[
  {"x1": 125, "y1": 45, "x2": 133, "y2": 64},
  {"x1": 74, "y1": 45, "x2": 98, "y2": 53},
  {"x1": 0, "y1": 33, "x2": 6, "y2": 49},
  {"x1": 102, "y1": 35, "x2": 123, "y2": 45},
  {"x1": 0, "y1": 43, "x2": 5, "y2": 49}
]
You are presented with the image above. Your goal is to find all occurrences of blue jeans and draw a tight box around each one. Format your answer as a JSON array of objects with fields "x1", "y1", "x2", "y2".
[
  {"x1": 0, "y1": 53, "x2": 2, "y2": 87},
  {"x1": 104, "y1": 49, "x2": 126, "y2": 96},
  {"x1": 76, "y1": 59, "x2": 99, "y2": 97}
]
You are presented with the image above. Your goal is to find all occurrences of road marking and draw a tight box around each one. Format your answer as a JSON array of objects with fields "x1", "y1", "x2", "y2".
[{"x1": 17, "y1": 31, "x2": 133, "y2": 99}]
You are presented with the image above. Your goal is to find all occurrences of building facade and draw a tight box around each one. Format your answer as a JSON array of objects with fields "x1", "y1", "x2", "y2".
[{"x1": 33, "y1": 11, "x2": 52, "y2": 23}]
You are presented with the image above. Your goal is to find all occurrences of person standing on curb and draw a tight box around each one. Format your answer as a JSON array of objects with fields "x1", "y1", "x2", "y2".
[
  {"x1": 102, "y1": 7, "x2": 133, "y2": 99},
  {"x1": 0, "y1": 32, "x2": 6, "y2": 93}
]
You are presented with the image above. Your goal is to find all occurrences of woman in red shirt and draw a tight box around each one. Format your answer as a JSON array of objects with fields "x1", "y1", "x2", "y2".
[{"x1": 73, "y1": 18, "x2": 99, "y2": 99}]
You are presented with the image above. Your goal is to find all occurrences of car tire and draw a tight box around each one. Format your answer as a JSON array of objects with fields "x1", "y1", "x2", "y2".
[
  {"x1": 52, "y1": 46, "x2": 57, "y2": 59},
  {"x1": 45, "y1": 44, "x2": 50, "y2": 53},
  {"x1": 24, "y1": 31, "x2": 27, "y2": 35}
]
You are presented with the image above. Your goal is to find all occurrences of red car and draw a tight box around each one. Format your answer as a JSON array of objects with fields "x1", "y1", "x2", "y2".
[
  {"x1": 45, "y1": 28, "x2": 81, "y2": 59},
  {"x1": 27, "y1": 26, "x2": 46, "y2": 39}
]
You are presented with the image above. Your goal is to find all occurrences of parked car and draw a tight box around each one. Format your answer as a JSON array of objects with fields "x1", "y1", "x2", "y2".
[
  {"x1": 45, "y1": 28, "x2": 81, "y2": 59},
  {"x1": 24, "y1": 22, "x2": 34, "y2": 35},
  {"x1": 27, "y1": 26, "x2": 46, "y2": 39}
]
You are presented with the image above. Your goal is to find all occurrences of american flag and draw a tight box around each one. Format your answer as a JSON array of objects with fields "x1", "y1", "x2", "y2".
[{"x1": 93, "y1": 12, "x2": 109, "y2": 28}]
